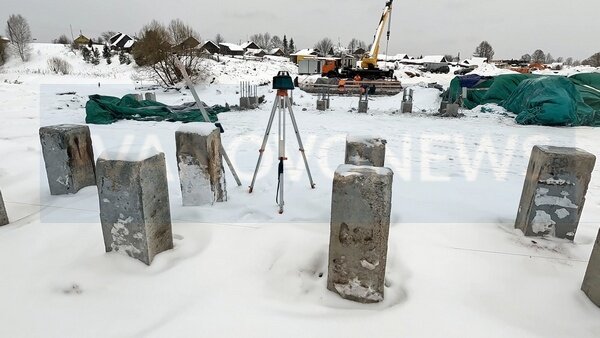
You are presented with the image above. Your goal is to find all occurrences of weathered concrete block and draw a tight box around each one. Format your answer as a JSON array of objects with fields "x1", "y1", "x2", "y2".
[
  {"x1": 0, "y1": 190, "x2": 8, "y2": 226},
  {"x1": 239, "y1": 97, "x2": 251, "y2": 110},
  {"x1": 358, "y1": 100, "x2": 368, "y2": 113},
  {"x1": 345, "y1": 135, "x2": 387, "y2": 167},
  {"x1": 96, "y1": 148, "x2": 173, "y2": 265},
  {"x1": 317, "y1": 99, "x2": 327, "y2": 111},
  {"x1": 445, "y1": 103, "x2": 459, "y2": 117},
  {"x1": 133, "y1": 94, "x2": 143, "y2": 101},
  {"x1": 249, "y1": 96, "x2": 259, "y2": 108},
  {"x1": 401, "y1": 101, "x2": 413, "y2": 114},
  {"x1": 327, "y1": 164, "x2": 394, "y2": 303},
  {"x1": 582, "y1": 229, "x2": 600, "y2": 307},
  {"x1": 176, "y1": 123, "x2": 227, "y2": 206},
  {"x1": 325, "y1": 98, "x2": 331, "y2": 109},
  {"x1": 39, "y1": 124, "x2": 96, "y2": 195},
  {"x1": 144, "y1": 92, "x2": 156, "y2": 101},
  {"x1": 515, "y1": 145, "x2": 596, "y2": 240}
]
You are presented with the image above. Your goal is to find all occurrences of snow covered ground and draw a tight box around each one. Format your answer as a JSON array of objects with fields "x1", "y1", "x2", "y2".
[{"x1": 1, "y1": 44, "x2": 600, "y2": 337}]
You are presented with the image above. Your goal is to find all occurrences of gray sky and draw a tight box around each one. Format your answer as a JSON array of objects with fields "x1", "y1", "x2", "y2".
[{"x1": 3, "y1": 0, "x2": 599, "y2": 60}]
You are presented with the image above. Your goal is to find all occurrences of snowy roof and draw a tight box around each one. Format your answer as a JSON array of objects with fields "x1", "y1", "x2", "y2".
[
  {"x1": 110, "y1": 33, "x2": 135, "y2": 48},
  {"x1": 245, "y1": 48, "x2": 266, "y2": 56},
  {"x1": 268, "y1": 48, "x2": 284, "y2": 55},
  {"x1": 460, "y1": 57, "x2": 487, "y2": 67},
  {"x1": 291, "y1": 49, "x2": 319, "y2": 56},
  {"x1": 393, "y1": 53, "x2": 409, "y2": 60},
  {"x1": 241, "y1": 41, "x2": 260, "y2": 49},
  {"x1": 0, "y1": 36, "x2": 9, "y2": 42},
  {"x1": 219, "y1": 43, "x2": 244, "y2": 52},
  {"x1": 421, "y1": 55, "x2": 448, "y2": 63}
]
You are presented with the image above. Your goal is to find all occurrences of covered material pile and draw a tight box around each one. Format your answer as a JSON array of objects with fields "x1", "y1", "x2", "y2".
[
  {"x1": 85, "y1": 94, "x2": 229, "y2": 125},
  {"x1": 445, "y1": 73, "x2": 600, "y2": 126}
]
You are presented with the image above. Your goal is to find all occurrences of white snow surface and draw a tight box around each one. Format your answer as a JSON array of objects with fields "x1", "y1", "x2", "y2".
[
  {"x1": 177, "y1": 122, "x2": 219, "y2": 136},
  {"x1": 0, "y1": 43, "x2": 600, "y2": 337},
  {"x1": 99, "y1": 145, "x2": 162, "y2": 162}
]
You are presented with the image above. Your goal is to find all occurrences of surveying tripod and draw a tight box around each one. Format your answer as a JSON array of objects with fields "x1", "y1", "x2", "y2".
[{"x1": 249, "y1": 72, "x2": 315, "y2": 214}]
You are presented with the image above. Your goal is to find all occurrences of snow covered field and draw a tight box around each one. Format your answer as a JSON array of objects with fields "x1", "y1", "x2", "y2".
[{"x1": 1, "y1": 44, "x2": 600, "y2": 337}]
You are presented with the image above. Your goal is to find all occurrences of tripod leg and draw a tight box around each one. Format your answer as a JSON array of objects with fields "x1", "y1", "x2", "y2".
[
  {"x1": 277, "y1": 159, "x2": 284, "y2": 214},
  {"x1": 249, "y1": 97, "x2": 279, "y2": 193},
  {"x1": 221, "y1": 145, "x2": 242, "y2": 186},
  {"x1": 285, "y1": 97, "x2": 316, "y2": 189}
]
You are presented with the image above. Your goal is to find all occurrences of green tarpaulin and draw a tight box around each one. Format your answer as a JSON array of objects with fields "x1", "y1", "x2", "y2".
[
  {"x1": 445, "y1": 72, "x2": 600, "y2": 127},
  {"x1": 85, "y1": 94, "x2": 228, "y2": 125}
]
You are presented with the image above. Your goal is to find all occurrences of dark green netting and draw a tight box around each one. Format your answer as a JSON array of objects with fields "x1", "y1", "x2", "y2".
[
  {"x1": 85, "y1": 94, "x2": 228, "y2": 125},
  {"x1": 444, "y1": 73, "x2": 600, "y2": 126},
  {"x1": 504, "y1": 76, "x2": 596, "y2": 126}
]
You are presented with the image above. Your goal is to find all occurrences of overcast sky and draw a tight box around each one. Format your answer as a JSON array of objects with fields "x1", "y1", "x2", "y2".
[{"x1": 3, "y1": 0, "x2": 599, "y2": 60}]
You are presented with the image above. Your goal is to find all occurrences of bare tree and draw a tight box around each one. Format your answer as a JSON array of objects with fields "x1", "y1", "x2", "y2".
[
  {"x1": 564, "y1": 57, "x2": 573, "y2": 66},
  {"x1": 583, "y1": 52, "x2": 600, "y2": 67},
  {"x1": 168, "y1": 18, "x2": 200, "y2": 45},
  {"x1": 53, "y1": 34, "x2": 71, "y2": 45},
  {"x1": 249, "y1": 32, "x2": 272, "y2": 49},
  {"x1": 474, "y1": 41, "x2": 494, "y2": 61},
  {"x1": 347, "y1": 38, "x2": 366, "y2": 53},
  {"x1": 100, "y1": 31, "x2": 117, "y2": 43},
  {"x1": 545, "y1": 53, "x2": 554, "y2": 64},
  {"x1": 5, "y1": 14, "x2": 32, "y2": 62},
  {"x1": 531, "y1": 49, "x2": 545, "y2": 63},
  {"x1": 132, "y1": 20, "x2": 203, "y2": 87},
  {"x1": 572, "y1": 60, "x2": 581, "y2": 67},
  {"x1": 314, "y1": 38, "x2": 334, "y2": 56},
  {"x1": 556, "y1": 56, "x2": 564, "y2": 63},
  {"x1": 270, "y1": 35, "x2": 283, "y2": 50},
  {"x1": 0, "y1": 41, "x2": 8, "y2": 66},
  {"x1": 214, "y1": 33, "x2": 224, "y2": 44},
  {"x1": 520, "y1": 54, "x2": 531, "y2": 63}
]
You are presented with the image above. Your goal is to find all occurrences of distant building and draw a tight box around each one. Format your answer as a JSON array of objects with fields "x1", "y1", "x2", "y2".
[
  {"x1": 460, "y1": 57, "x2": 487, "y2": 68},
  {"x1": 0, "y1": 36, "x2": 9, "y2": 45},
  {"x1": 268, "y1": 48, "x2": 285, "y2": 57},
  {"x1": 199, "y1": 41, "x2": 220, "y2": 54},
  {"x1": 353, "y1": 47, "x2": 367, "y2": 56},
  {"x1": 290, "y1": 49, "x2": 320, "y2": 63},
  {"x1": 219, "y1": 43, "x2": 244, "y2": 56},
  {"x1": 246, "y1": 48, "x2": 267, "y2": 57},
  {"x1": 173, "y1": 36, "x2": 201, "y2": 54},
  {"x1": 73, "y1": 34, "x2": 90, "y2": 45},
  {"x1": 109, "y1": 33, "x2": 135, "y2": 50},
  {"x1": 241, "y1": 41, "x2": 260, "y2": 51}
]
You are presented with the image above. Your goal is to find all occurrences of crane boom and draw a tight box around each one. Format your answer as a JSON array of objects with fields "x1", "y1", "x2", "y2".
[{"x1": 361, "y1": 0, "x2": 393, "y2": 70}]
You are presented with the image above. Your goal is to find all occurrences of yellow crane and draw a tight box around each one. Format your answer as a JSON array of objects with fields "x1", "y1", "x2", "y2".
[{"x1": 361, "y1": 0, "x2": 394, "y2": 70}]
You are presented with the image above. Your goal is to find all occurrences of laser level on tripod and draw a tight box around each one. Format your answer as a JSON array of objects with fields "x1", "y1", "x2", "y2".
[{"x1": 249, "y1": 71, "x2": 316, "y2": 214}]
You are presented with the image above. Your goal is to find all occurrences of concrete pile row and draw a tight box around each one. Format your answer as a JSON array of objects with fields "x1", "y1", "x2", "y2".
[{"x1": 10, "y1": 123, "x2": 597, "y2": 308}]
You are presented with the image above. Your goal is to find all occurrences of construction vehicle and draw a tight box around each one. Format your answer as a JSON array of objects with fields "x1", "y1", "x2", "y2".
[{"x1": 321, "y1": 0, "x2": 396, "y2": 80}]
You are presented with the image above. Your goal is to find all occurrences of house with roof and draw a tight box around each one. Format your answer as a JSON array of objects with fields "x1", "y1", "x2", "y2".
[
  {"x1": 241, "y1": 41, "x2": 260, "y2": 51},
  {"x1": 73, "y1": 34, "x2": 90, "y2": 46},
  {"x1": 174, "y1": 37, "x2": 201, "y2": 51},
  {"x1": 460, "y1": 57, "x2": 487, "y2": 68},
  {"x1": 219, "y1": 43, "x2": 244, "y2": 56},
  {"x1": 290, "y1": 49, "x2": 320, "y2": 63},
  {"x1": 245, "y1": 48, "x2": 267, "y2": 57},
  {"x1": 109, "y1": 32, "x2": 135, "y2": 50},
  {"x1": 199, "y1": 41, "x2": 220, "y2": 55},
  {"x1": 353, "y1": 47, "x2": 367, "y2": 56},
  {"x1": 268, "y1": 48, "x2": 285, "y2": 57}
]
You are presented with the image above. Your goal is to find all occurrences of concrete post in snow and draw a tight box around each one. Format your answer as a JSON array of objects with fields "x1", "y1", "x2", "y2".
[
  {"x1": 0, "y1": 190, "x2": 9, "y2": 226},
  {"x1": 176, "y1": 123, "x2": 227, "y2": 206},
  {"x1": 582, "y1": 228, "x2": 600, "y2": 307},
  {"x1": 327, "y1": 164, "x2": 393, "y2": 303},
  {"x1": 39, "y1": 124, "x2": 96, "y2": 195},
  {"x1": 144, "y1": 92, "x2": 156, "y2": 101},
  {"x1": 96, "y1": 147, "x2": 173, "y2": 265},
  {"x1": 515, "y1": 145, "x2": 596, "y2": 240},
  {"x1": 345, "y1": 135, "x2": 387, "y2": 167}
]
